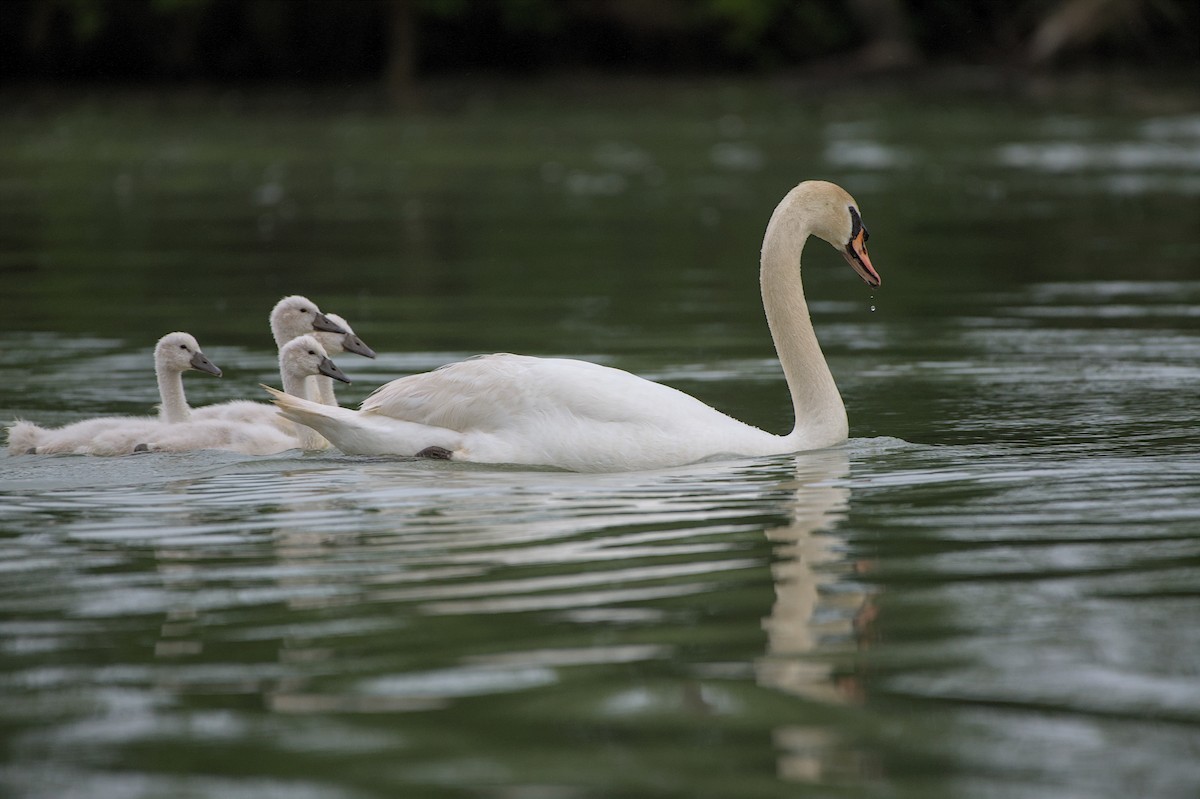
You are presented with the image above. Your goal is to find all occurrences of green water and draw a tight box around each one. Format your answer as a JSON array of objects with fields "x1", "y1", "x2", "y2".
[{"x1": 1, "y1": 80, "x2": 1199, "y2": 798}]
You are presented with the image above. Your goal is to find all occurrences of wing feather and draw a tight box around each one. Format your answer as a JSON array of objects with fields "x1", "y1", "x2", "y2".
[{"x1": 359, "y1": 354, "x2": 724, "y2": 434}]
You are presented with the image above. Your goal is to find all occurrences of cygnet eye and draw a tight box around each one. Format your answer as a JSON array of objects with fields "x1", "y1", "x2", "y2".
[{"x1": 179, "y1": 344, "x2": 189, "y2": 351}]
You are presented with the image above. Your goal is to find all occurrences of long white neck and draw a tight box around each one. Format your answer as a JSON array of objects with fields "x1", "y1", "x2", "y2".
[
  {"x1": 157, "y1": 366, "x2": 190, "y2": 423},
  {"x1": 281, "y1": 366, "x2": 327, "y2": 451},
  {"x1": 760, "y1": 196, "x2": 848, "y2": 449},
  {"x1": 309, "y1": 374, "x2": 338, "y2": 406}
]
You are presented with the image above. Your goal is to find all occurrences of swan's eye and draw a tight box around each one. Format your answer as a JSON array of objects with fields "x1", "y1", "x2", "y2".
[
  {"x1": 308, "y1": 350, "x2": 317, "y2": 355},
  {"x1": 848, "y1": 206, "x2": 863, "y2": 244},
  {"x1": 179, "y1": 344, "x2": 189, "y2": 351}
]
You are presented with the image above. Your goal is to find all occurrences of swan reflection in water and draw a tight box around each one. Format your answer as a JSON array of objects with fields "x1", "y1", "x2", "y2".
[
  {"x1": 755, "y1": 447, "x2": 876, "y2": 783},
  {"x1": 133, "y1": 446, "x2": 875, "y2": 786}
]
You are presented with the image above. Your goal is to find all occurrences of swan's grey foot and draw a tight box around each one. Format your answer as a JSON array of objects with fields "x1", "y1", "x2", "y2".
[
  {"x1": 416, "y1": 446, "x2": 453, "y2": 460},
  {"x1": 132, "y1": 443, "x2": 151, "y2": 453},
  {"x1": 25, "y1": 447, "x2": 37, "y2": 455}
]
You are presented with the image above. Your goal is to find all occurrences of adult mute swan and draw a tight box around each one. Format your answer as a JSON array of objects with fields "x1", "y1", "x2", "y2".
[
  {"x1": 5, "y1": 332, "x2": 222, "y2": 456},
  {"x1": 129, "y1": 335, "x2": 350, "y2": 455},
  {"x1": 267, "y1": 180, "x2": 881, "y2": 472}
]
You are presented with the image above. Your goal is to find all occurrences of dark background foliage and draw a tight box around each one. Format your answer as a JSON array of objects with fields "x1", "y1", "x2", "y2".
[{"x1": 2, "y1": 0, "x2": 1197, "y2": 98}]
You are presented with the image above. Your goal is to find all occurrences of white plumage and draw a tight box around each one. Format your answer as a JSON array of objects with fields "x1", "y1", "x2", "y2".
[
  {"x1": 6, "y1": 335, "x2": 348, "y2": 457},
  {"x1": 135, "y1": 335, "x2": 351, "y2": 455},
  {"x1": 268, "y1": 180, "x2": 881, "y2": 472},
  {"x1": 190, "y1": 295, "x2": 352, "y2": 432},
  {"x1": 5, "y1": 332, "x2": 222, "y2": 456},
  {"x1": 308, "y1": 312, "x2": 376, "y2": 407}
]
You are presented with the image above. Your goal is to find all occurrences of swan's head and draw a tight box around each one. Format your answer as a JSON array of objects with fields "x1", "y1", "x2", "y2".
[
  {"x1": 155, "y1": 332, "x2": 222, "y2": 377},
  {"x1": 795, "y1": 180, "x2": 881, "y2": 289},
  {"x1": 270, "y1": 295, "x2": 348, "y2": 346},
  {"x1": 280, "y1": 335, "x2": 351, "y2": 384},
  {"x1": 319, "y1": 312, "x2": 378, "y2": 359}
]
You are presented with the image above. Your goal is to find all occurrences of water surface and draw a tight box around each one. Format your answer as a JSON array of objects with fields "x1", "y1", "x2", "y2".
[{"x1": 2, "y1": 82, "x2": 1199, "y2": 798}]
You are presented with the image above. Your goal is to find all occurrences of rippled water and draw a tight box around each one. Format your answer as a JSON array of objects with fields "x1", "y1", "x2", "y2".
[{"x1": 2, "y1": 83, "x2": 1199, "y2": 798}]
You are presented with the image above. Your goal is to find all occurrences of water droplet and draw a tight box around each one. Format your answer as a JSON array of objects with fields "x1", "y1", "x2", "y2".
[{"x1": 870, "y1": 305, "x2": 876, "y2": 312}]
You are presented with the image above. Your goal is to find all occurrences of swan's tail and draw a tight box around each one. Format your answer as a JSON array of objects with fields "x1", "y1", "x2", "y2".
[
  {"x1": 263, "y1": 386, "x2": 377, "y2": 454},
  {"x1": 263, "y1": 385, "x2": 462, "y2": 457},
  {"x1": 264, "y1": 386, "x2": 336, "y2": 424},
  {"x1": 5, "y1": 421, "x2": 45, "y2": 455}
]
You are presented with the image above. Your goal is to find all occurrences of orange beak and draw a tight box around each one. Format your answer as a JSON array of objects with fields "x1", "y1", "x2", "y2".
[{"x1": 842, "y1": 227, "x2": 880, "y2": 288}]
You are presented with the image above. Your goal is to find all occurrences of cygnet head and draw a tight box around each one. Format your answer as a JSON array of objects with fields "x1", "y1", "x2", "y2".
[
  {"x1": 270, "y1": 295, "x2": 348, "y2": 347},
  {"x1": 155, "y1": 332, "x2": 222, "y2": 377},
  {"x1": 280, "y1": 335, "x2": 351, "y2": 384},
  {"x1": 319, "y1": 313, "x2": 377, "y2": 359},
  {"x1": 789, "y1": 180, "x2": 880, "y2": 289}
]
